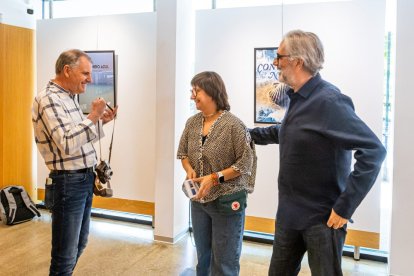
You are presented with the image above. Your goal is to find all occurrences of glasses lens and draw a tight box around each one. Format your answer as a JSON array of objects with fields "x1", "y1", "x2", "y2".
[{"x1": 276, "y1": 53, "x2": 290, "y2": 60}]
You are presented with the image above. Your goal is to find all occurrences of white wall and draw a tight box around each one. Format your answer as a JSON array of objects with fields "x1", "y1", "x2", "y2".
[
  {"x1": 195, "y1": 0, "x2": 386, "y2": 233},
  {"x1": 36, "y1": 13, "x2": 157, "y2": 202},
  {"x1": 0, "y1": 0, "x2": 36, "y2": 29},
  {"x1": 389, "y1": 0, "x2": 414, "y2": 274},
  {"x1": 35, "y1": 0, "x2": 387, "y2": 240}
]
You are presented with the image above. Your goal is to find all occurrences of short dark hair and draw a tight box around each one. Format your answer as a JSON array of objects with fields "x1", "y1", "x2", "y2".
[
  {"x1": 191, "y1": 71, "x2": 230, "y2": 111},
  {"x1": 55, "y1": 49, "x2": 92, "y2": 75}
]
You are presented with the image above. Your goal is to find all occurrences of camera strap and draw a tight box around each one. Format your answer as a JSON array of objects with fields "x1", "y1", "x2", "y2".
[
  {"x1": 97, "y1": 118, "x2": 116, "y2": 163},
  {"x1": 97, "y1": 118, "x2": 116, "y2": 191}
]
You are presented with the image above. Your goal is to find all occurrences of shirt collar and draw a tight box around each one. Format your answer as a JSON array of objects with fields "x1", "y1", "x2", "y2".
[
  {"x1": 287, "y1": 73, "x2": 322, "y2": 100},
  {"x1": 48, "y1": 80, "x2": 75, "y2": 99}
]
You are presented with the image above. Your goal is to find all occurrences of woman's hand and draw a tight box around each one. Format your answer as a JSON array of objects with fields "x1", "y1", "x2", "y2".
[
  {"x1": 182, "y1": 158, "x2": 196, "y2": 180},
  {"x1": 193, "y1": 175, "x2": 215, "y2": 200},
  {"x1": 185, "y1": 168, "x2": 197, "y2": 180}
]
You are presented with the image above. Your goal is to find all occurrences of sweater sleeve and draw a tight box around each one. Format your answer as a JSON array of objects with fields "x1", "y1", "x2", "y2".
[
  {"x1": 249, "y1": 124, "x2": 281, "y2": 145},
  {"x1": 322, "y1": 93, "x2": 386, "y2": 219}
]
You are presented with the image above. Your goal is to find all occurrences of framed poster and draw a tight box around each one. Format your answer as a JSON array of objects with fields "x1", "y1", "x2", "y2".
[
  {"x1": 78, "y1": 50, "x2": 116, "y2": 114},
  {"x1": 254, "y1": 47, "x2": 289, "y2": 124}
]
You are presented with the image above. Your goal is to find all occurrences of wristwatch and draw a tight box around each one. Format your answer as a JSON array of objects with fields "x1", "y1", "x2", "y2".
[{"x1": 217, "y1": 171, "x2": 225, "y2": 184}]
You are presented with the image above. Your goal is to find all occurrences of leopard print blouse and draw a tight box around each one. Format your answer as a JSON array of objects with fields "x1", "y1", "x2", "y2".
[{"x1": 177, "y1": 110, "x2": 257, "y2": 203}]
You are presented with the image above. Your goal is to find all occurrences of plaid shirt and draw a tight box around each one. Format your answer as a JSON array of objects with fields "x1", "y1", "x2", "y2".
[{"x1": 32, "y1": 81, "x2": 99, "y2": 170}]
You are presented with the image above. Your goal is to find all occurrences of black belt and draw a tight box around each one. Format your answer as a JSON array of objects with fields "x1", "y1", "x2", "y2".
[{"x1": 50, "y1": 167, "x2": 95, "y2": 175}]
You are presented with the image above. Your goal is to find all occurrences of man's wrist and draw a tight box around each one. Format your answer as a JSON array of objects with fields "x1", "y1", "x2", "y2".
[{"x1": 87, "y1": 112, "x2": 100, "y2": 124}]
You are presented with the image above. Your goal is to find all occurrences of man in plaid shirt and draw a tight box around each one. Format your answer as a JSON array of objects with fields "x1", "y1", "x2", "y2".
[{"x1": 32, "y1": 49, "x2": 117, "y2": 275}]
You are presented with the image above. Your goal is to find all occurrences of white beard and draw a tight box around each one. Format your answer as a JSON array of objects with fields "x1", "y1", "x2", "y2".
[{"x1": 278, "y1": 69, "x2": 295, "y2": 88}]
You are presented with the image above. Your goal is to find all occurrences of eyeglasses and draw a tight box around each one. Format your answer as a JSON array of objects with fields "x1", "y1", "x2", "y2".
[
  {"x1": 275, "y1": 53, "x2": 291, "y2": 60},
  {"x1": 190, "y1": 87, "x2": 201, "y2": 97}
]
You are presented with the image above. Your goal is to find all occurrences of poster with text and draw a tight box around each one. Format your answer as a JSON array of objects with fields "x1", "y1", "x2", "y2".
[
  {"x1": 254, "y1": 47, "x2": 289, "y2": 124},
  {"x1": 79, "y1": 50, "x2": 116, "y2": 114}
]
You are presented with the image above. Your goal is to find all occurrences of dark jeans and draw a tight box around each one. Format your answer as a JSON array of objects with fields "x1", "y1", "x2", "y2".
[
  {"x1": 191, "y1": 201, "x2": 245, "y2": 276},
  {"x1": 48, "y1": 171, "x2": 95, "y2": 276},
  {"x1": 269, "y1": 222, "x2": 346, "y2": 276}
]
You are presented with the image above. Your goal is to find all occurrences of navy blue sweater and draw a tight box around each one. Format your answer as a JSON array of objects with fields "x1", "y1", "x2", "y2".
[{"x1": 250, "y1": 74, "x2": 386, "y2": 230}]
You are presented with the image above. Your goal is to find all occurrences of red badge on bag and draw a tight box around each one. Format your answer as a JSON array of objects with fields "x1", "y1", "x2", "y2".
[{"x1": 231, "y1": 201, "x2": 240, "y2": 211}]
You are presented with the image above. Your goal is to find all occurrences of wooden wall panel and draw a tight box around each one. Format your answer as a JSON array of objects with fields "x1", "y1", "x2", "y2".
[
  {"x1": 38, "y1": 189, "x2": 155, "y2": 216},
  {"x1": 0, "y1": 23, "x2": 35, "y2": 197},
  {"x1": 245, "y1": 215, "x2": 275, "y2": 234},
  {"x1": 244, "y1": 216, "x2": 379, "y2": 249},
  {"x1": 0, "y1": 24, "x2": 4, "y2": 188}
]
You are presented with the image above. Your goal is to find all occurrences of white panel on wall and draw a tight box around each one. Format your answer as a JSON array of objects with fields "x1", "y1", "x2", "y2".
[
  {"x1": 36, "y1": 13, "x2": 157, "y2": 202},
  {"x1": 195, "y1": 0, "x2": 386, "y2": 235},
  {"x1": 389, "y1": 0, "x2": 414, "y2": 274},
  {"x1": 195, "y1": 6, "x2": 283, "y2": 219}
]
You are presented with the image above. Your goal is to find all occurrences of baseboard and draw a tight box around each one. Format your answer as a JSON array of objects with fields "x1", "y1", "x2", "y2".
[
  {"x1": 37, "y1": 189, "x2": 379, "y2": 249},
  {"x1": 243, "y1": 215, "x2": 380, "y2": 249},
  {"x1": 154, "y1": 228, "x2": 188, "y2": 244},
  {"x1": 245, "y1": 215, "x2": 275, "y2": 233},
  {"x1": 37, "y1": 188, "x2": 155, "y2": 216}
]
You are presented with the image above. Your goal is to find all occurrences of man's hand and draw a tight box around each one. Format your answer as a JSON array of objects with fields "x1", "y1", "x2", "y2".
[
  {"x1": 327, "y1": 209, "x2": 348, "y2": 229},
  {"x1": 87, "y1": 98, "x2": 106, "y2": 123},
  {"x1": 102, "y1": 105, "x2": 118, "y2": 124}
]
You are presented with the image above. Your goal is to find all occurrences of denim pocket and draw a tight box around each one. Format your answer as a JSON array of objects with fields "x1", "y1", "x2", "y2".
[
  {"x1": 66, "y1": 173, "x2": 88, "y2": 183},
  {"x1": 45, "y1": 182, "x2": 55, "y2": 210}
]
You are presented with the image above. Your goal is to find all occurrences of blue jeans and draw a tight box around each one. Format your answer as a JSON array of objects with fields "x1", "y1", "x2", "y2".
[
  {"x1": 48, "y1": 172, "x2": 95, "y2": 276},
  {"x1": 269, "y1": 222, "x2": 346, "y2": 276},
  {"x1": 191, "y1": 201, "x2": 245, "y2": 276}
]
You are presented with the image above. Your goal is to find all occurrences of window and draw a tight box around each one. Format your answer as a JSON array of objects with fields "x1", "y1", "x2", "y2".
[
  {"x1": 214, "y1": 0, "x2": 348, "y2": 9},
  {"x1": 194, "y1": 0, "x2": 212, "y2": 10},
  {"x1": 36, "y1": 0, "x2": 154, "y2": 19}
]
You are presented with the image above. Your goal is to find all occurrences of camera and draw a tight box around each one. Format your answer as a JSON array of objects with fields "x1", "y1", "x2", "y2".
[
  {"x1": 95, "y1": 160, "x2": 113, "y2": 184},
  {"x1": 183, "y1": 179, "x2": 199, "y2": 199},
  {"x1": 93, "y1": 178, "x2": 113, "y2": 197},
  {"x1": 94, "y1": 160, "x2": 113, "y2": 198}
]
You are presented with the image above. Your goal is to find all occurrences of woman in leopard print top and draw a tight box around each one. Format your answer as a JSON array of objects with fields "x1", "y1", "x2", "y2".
[{"x1": 177, "y1": 71, "x2": 256, "y2": 276}]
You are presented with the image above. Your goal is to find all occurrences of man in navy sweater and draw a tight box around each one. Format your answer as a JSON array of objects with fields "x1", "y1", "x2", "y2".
[{"x1": 249, "y1": 30, "x2": 386, "y2": 276}]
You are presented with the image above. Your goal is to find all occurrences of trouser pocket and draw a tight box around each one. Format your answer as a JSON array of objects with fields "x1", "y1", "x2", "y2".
[{"x1": 45, "y1": 181, "x2": 55, "y2": 210}]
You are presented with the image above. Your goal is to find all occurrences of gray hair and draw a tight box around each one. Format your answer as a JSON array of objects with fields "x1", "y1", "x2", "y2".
[
  {"x1": 282, "y1": 30, "x2": 324, "y2": 75},
  {"x1": 55, "y1": 49, "x2": 92, "y2": 74}
]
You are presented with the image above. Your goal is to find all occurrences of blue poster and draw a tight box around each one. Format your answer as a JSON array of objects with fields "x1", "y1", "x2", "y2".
[{"x1": 254, "y1": 47, "x2": 289, "y2": 124}]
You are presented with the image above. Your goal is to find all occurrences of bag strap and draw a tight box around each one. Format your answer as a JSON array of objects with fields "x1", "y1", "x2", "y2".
[
  {"x1": 18, "y1": 186, "x2": 41, "y2": 217},
  {"x1": 3, "y1": 187, "x2": 18, "y2": 224},
  {"x1": 0, "y1": 192, "x2": 8, "y2": 223}
]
